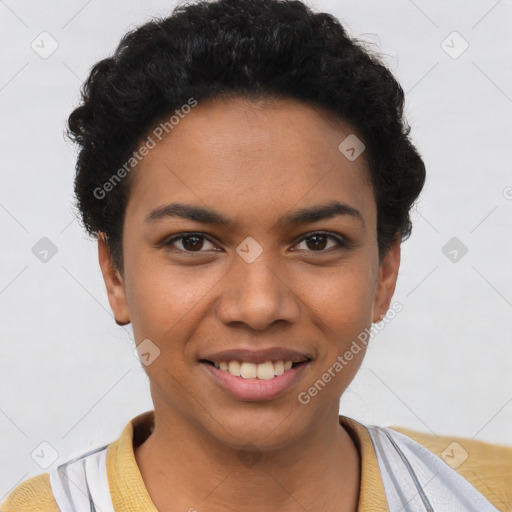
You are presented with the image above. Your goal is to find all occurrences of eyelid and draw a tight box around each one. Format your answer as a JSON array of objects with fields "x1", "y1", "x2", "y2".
[{"x1": 163, "y1": 230, "x2": 349, "y2": 253}]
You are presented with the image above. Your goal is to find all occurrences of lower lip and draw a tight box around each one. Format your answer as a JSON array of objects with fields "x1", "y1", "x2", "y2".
[{"x1": 200, "y1": 361, "x2": 310, "y2": 401}]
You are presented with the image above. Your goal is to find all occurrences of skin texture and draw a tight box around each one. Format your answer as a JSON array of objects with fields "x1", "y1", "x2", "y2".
[{"x1": 98, "y1": 96, "x2": 401, "y2": 512}]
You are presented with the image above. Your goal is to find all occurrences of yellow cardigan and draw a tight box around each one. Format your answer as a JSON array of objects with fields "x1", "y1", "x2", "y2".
[{"x1": 2, "y1": 410, "x2": 511, "y2": 511}]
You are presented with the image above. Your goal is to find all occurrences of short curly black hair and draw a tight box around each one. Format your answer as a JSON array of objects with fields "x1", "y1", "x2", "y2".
[{"x1": 67, "y1": 0, "x2": 425, "y2": 275}]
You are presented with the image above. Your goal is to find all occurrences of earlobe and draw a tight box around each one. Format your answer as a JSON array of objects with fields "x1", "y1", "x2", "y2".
[
  {"x1": 97, "y1": 233, "x2": 131, "y2": 326},
  {"x1": 372, "y1": 236, "x2": 401, "y2": 323}
]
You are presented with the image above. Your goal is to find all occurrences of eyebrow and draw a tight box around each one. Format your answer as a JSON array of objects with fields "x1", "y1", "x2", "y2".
[{"x1": 145, "y1": 201, "x2": 365, "y2": 228}]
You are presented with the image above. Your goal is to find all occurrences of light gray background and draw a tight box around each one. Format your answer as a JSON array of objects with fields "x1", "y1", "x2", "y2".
[{"x1": 1, "y1": 0, "x2": 511, "y2": 498}]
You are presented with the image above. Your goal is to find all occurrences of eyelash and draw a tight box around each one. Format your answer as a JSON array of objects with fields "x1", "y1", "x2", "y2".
[{"x1": 163, "y1": 231, "x2": 348, "y2": 254}]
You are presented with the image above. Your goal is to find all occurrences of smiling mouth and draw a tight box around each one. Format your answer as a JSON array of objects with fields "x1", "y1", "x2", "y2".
[{"x1": 199, "y1": 359, "x2": 310, "y2": 380}]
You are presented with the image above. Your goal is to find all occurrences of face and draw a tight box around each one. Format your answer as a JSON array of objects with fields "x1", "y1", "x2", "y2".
[{"x1": 99, "y1": 96, "x2": 400, "y2": 450}]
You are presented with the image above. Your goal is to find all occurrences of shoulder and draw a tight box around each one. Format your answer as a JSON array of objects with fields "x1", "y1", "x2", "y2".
[
  {"x1": 390, "y1": 425, "x2": 512, "y2": 511},
  {"x1": 1, "y1": 472, "x2": 59, "y2": 512}
]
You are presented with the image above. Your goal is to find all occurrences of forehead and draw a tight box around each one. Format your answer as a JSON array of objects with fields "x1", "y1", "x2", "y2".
[{"x1": 125, "y1": 96, "x2": 375, "y2": 231}]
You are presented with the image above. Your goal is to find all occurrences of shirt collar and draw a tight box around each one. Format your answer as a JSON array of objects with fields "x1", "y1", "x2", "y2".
[{"x1": 107, "y1": 410, "x2": 387, "y2": 511}]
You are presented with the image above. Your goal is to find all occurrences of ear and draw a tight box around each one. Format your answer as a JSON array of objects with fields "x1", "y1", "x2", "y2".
[
  {"x1": 372, "y1": 235, "x2": 401, "y2": 323},
  {"x1": 98, "y1": 233, "x2": 131, "y2": 326}
]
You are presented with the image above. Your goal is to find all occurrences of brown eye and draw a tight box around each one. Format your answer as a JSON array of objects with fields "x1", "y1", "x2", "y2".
[
  {"x1": 305, "y1": 234, "x2": 329, "y2": 251},
  {"x1": 294, "y1": 232, "x2": 347, "y2": 252},
  {"x1": 165, "y1": 233, "x2": 218, "y2": 252},
  {"x1": 181, "y1": 235, "x2": 204, "y2": 251}
]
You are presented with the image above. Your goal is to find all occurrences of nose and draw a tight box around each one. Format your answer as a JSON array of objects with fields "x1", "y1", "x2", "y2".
[{"x1": 216, "y1": 254, "x2": 300, "y2": 331}]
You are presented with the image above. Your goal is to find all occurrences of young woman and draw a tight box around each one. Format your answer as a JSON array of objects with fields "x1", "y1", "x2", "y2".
[{"x1": 3, "y1": 0, "x2": 510, "y2": 510}]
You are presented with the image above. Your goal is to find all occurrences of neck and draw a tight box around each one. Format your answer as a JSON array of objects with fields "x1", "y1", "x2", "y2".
[{"x1": 134, "y1": 406, "x2": 360, "y2": 512}]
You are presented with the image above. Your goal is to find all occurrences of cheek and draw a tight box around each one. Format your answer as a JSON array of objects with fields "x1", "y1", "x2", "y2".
[
  {"x1": 305, "y1": 263, "x2": 376, "y2": 328},
  {"x1": 294, "y1": 270, "x2": 374, "y2": 408},
  {"x1": 124, "y1": 258, "x2": 204, "y2": 339},
  {"x1": 303, "y1": 264, "x2": 376, "y2": 379},
  {"x1": 126, "y1": 265, "x2": 207, "y2": 392}
]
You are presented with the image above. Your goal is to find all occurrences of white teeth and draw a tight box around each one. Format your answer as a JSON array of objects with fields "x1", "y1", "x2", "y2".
[
  {"x1": 274, "y1": 360, "x2": 285, "y2": 375},
  {"x1": 212, "y1": 359, "x2": 302, "y2": 379},
  {"x1": 256, "y1": 361, "x2": 275, "y2": 380},
  {"x1": 240, "y1": 362, "x2": 257, "y2": 378},
  {"x1": 228, "y1": 360, "x2": 241, "y2": 376}
]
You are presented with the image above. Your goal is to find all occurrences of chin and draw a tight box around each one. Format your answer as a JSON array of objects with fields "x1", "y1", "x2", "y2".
[{"x1": 199, "y1": 402, "x2": 312, "y2": 452}]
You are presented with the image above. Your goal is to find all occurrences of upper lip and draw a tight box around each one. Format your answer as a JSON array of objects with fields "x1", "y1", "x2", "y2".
[{"x1": 199, "y1": 348, "x2": 312, "y2": 364}]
